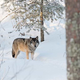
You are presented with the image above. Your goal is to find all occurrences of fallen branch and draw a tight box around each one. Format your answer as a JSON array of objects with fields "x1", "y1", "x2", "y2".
[
  {"x1": 0, "y1": 12, "x2": 13, "y2": 23},
  {"x1": 0, "y1": 7, "x2": 21, "y2": 23}
]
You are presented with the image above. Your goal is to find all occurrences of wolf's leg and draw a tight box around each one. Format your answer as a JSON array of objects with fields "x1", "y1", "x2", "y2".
[
  {"x1": 31, "y1": 53, "x2": 34, "y2": 60},
  {"x1": 26, "y1": 50, "x2": 29, "y2": 59},
  {"x1": 15, "y1": 53, "x2": 17, "y2": 58},
  {"x1": 15, "y1": 50, "x2": 19, "y2": 58}
]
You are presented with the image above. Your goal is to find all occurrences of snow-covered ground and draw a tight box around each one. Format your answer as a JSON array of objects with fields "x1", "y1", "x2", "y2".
[{"x1": 0, "y1": 18, "x2": 66, "y2": 80}]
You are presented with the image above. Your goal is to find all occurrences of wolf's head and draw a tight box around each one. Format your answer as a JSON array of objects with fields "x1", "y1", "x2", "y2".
[{"x1": 29, "y1": 36, "x2": 39, "y2": 48}]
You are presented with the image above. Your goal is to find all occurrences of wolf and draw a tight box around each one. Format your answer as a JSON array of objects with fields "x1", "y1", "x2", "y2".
[{"x1": 12, "y1": 36, "x2": 39, "y2": 59}]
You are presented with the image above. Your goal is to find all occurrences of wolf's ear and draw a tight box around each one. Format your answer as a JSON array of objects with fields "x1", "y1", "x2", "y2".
[{"x1": 36, "y1": 36, "x2": 38, "y2": 39}]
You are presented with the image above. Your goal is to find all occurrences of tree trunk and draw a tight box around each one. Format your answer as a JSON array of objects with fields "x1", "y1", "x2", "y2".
[
  {"x1": 66, "y1": 0, "x2": 80, "y2": 80},
  {"x1": 40, "y1": 0, "x2": 44, "y2": 42}
]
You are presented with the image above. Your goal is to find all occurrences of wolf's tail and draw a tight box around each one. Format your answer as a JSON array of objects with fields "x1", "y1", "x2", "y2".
[{"x1": 12, "y1": 48, "x2": 15, "y2": 58}]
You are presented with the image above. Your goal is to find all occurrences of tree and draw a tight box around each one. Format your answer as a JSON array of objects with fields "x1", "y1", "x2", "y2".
[
  {"x1": 40, "y1": 0, "x2": 44, "y2": 41},
  {"x1": 66, "y1": 0, "x2": 80, "y2": 80},
  {"x1": 1, "y1": 0, "x2": 64, "y2": 42}
]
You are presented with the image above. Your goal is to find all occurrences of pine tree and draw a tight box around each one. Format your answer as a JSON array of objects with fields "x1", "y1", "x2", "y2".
[
  {"x1": 66, "y1": 0, "x2": 80, "y2": 80},
  {"x1": 1, "y1": 0, "x2": 64, "y2": 42},
  {"x1": 40, "y1": 0, "x2": 44, "y2": 41}
]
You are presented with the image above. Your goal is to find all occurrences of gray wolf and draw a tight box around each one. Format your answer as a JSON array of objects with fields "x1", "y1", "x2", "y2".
[{"x1": 12, "y1": 36, "x2": 39, "y2": 59}]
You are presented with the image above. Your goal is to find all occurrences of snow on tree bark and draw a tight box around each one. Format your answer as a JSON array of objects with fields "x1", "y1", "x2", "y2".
[{"x1": 66, "y1": 0, "x2": 80, "y2": 80}]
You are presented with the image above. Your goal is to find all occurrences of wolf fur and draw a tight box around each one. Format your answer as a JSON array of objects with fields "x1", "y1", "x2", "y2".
[{"x1": 12, "y1": 36, "x2": 39, "y2": 59}]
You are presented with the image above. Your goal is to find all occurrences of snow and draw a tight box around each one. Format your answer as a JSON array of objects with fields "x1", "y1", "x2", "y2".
[{"x1": 0, "y1": 15, "x2": 66, "y2": 80}]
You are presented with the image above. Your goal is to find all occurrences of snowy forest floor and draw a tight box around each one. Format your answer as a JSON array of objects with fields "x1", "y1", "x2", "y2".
[{"x1": 0, "y1": 19, "x2": 66, "y2": 80}]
